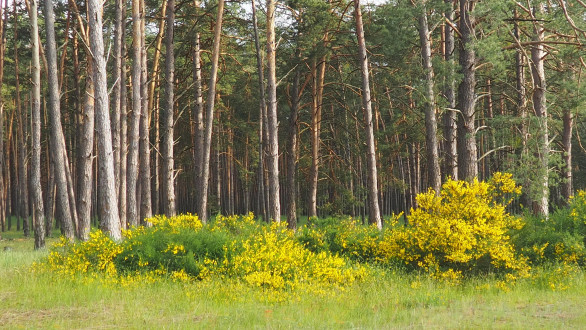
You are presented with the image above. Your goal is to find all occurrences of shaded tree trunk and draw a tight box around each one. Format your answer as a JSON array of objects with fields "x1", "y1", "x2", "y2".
[
  {"x1": 457, "y1": 0, "x2": 478, "y2": 181},
  {"x1": 286, "y1": 52, "x2": 301, "y2": 229}
]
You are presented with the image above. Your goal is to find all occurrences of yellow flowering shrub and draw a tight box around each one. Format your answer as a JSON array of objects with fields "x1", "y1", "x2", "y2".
[
  {"x1": 38, "y1": 230, "x2": 123, "y2": 279},
  {"x1": 223, "y1": 222, "x2": 368, "y2": 294},
  {"x1": 144, "y1": 213, "x2": 203, "y2": 232},
  {"x1": 378, "y1": 173, "x2": 530, "y2": 280}
]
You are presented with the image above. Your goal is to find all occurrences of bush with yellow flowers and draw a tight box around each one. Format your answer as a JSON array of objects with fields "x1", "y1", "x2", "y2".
[
  {"x1": 377, "y1": 173, "x2": 530, "y2": 281},
  {"x1": 37, "y1": 212, "x2": 367, "y2": 297},
  {"x1": 515, "y1": 192, "x2": 585, "y2": 266},
  {"x1": 223, "y1": 222, "x2": 367, "y2": 293}
]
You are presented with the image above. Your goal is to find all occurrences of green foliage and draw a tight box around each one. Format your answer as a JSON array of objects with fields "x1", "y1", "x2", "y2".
[{"x1": 514, "y1": 191, "x2": 586, "y2": 266}]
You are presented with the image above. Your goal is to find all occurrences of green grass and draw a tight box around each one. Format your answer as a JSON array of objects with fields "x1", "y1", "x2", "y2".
[{"x1": 1, "y1": 231, "x2": 585, "y2": 328}]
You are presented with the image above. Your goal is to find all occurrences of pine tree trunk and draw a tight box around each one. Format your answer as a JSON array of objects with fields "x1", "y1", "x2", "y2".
[
  {"x1": 251, "y1": 0, "x2": 269, "y2": 222},
  {"x1": 88, "y1": 0, "x2": 122, "y2": 240},
  {"x1": 457, "y1": 0, "x2": 478, "y2": 181},
  {"x1": 286, "y1": 52, "x2": 301, "y2": 229},
  {"x1": 111, "y1": 0, "x2": 124, "y2": 206},
  {"x1": 44, "y1": 0, "x2": 76, "y2": 240},
  {"x1": 266, "y1": 0, "x2": 281, "y2": 222},
  {"x1": 198, "y1": 0, "x2": 224, "y2": 223},
  {"x1": 29, "y1": 0, "x2": 45, "y2": 248},
  {"x1": 0, "y1": 0, "x2": 5, "y2": 233},
  {"x1": 417, "y1": 1, "x2": 441, "y2": 193},
  {"x1": 354, "y1": 0, "x2": 381, "y2": 229},
  {"x1": 561, "y1": 108, "x2": 573, "y2": 202},
  {"x1": 161, "y1": 0, "x2": 176, "y2": 216},
  {"x1": 77, "y1": 59, "x2": 94, "y2": 241},
  {"x1": 127, "y1": 0, "x2": 142, "y2": 227},
  {"x1": 139, "y1": 0, "x2": 152, "y2": 222},
  {"x1": 530, "y1": 3, "x2": 549, "y2": 217}
]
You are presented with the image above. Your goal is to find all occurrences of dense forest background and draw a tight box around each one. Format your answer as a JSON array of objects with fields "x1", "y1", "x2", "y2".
[{"x1": 0, "y1": 0, "x2": 585, "y2": 246}]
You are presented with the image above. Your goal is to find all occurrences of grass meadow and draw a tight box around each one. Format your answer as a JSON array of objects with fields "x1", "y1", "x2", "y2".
[{"x1": 1, "y1": 227, "x2": 585, "y2": 328}]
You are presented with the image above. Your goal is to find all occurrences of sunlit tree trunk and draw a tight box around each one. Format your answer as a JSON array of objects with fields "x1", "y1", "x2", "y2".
[
  {"x1": 29, "y1": 0, "x2": 45, "y2": 248},
  {"x1": 161, "y1": 0, "x2": 176, "y2": 216},
  {"x1": 354, "y1": 0, "x2": 381, "y2": 229},
  {"x1": 251, "y1": 0, "x2": 269, "y2": 222},
  {"x1": 266, "y1": 0, "x2": 281, "y2": 222},
  {"x1": 198, "y1": 0, "x2": 224, "y2": 223},
  {"x1": 530, "y1": 3, "x2": 549, "y2": 217},
  {"x1": 88, "y1": 0, "x2": 122, "y2": 239},
  {"x1": 127, "y1": 0, "x2": 142, "y2": 227},
  {"x1": 416, "y1": 0, "x2": 441, "y2": 193},
  {"x1": 44, "y1": 0, "x2": 76, "y2": 239}
]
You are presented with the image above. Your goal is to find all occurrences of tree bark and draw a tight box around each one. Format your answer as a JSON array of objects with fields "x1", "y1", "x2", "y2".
[
  {"x1": 192, "y1": 1, "x2": 203, "y2": 214},
  {"x1": 161, "y1": 0, "x2": 176, "y2": 216},
  {"x1": 530, "y1": 3, "x2": 549, "y2": 217},
  {"x1": 286, "y1": 51, "x2": 301, "y2": 229},
  {"x1": 416, "y1": 1, "x2": 441, "y2": 193},
  {"x1": 29, "y1": 0, "x2": 45, "y2": 248},
  {"x1": 354, "y1": 0, "x2": 382, "y2": 229},
  {"x1": 44, "y1": 0, "x2": 76, "y2": 240},
  {"x1": 139, "y1": 0, "x2": 152, "y2": 221},
  {"x1": 457, "y1": 0, "x2": 478, "y2": 181},
  {"x1": 251, "y1": 0, "x2": 269, "y2": 222},
  {"x1": 88, "y1": 0, "x2": 122, "y2": 239},
  {"x1": 76, "y1": 58, "x2": 94, "y2": 241},
  {"x1": 266, "y1": 0, "x2": 281, "y2": 222},
  {"x1": 561, "y1": 108, "x2": 572, "y2": 202},
  {"x1": 198, "y1": 0, "x2": 224, "y2": 223},
  {"x1": 111, "y1": 0, "x2": 124, "y2": 205},
  {"x1": 127, "y1": 0, "x2": 142, "y2": 227}
]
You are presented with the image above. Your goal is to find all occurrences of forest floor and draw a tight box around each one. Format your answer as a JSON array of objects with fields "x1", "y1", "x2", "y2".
[{"x1": 1, "y1": 228, "x2": 585, "y2": 329}]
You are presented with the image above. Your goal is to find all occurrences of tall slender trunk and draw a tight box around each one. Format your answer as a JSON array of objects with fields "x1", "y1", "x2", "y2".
[
  {"x1": 0, "y1": 0, "x2": 6, "y2": 233},
  {"x1": 457, "y1": 0, "x2": 478, "y2": 181},
  {"x1": 416, "y1": 1, "x2": 441, "y2": 193},
  {"x1": 139, "y1": 0, "x2": 152, "y2": 221},
  {"x1": 127, "y1": 0, "x2": 142, "y2": 227},
  {"x1": 192, "y1": 26, "x2": 204, "y2": 210},
  {"x1": 111, "y1": 0, "x2": 124, "y2": 204},
  {"x1": 44, "y1": 0, "x2": 75, "y2": 239},
  {"x1": 115, "y1": 0, "x2": 127, "y2": 229},
  {"x1": 77, "y1": 59, "x2": 94, "y2": 241},
  {"x1": 119, "y1": 47, "x2": 128, "y2": 229},
  {"x1": 161, "y1": 0, "x2": 176, "y2": 216},
  {"x1": 286, "y1": 51, "x2": 301, "y2": 229},
  {"x1": 251, "y1": 0, "x2": 269, "y2": 222},
  {"x1": 266, "y1": 0, "x2": 281, "y2": 222},
  {"x1": 354, "y1": 0, "x2": 381, "y2": 229},
  {"x1": 88, "y1": 0, "x2": 122, "y2": 239},
  {"x1": 309, "y1": 56, "x2": 326, "y2": 218},
  {"x1": 443, "y1": 0, "x2": 457, "y2": 181},
  {"x1": 198, "y1": 0, "x2": 224, "y2": 223},
  {"x1": 29, "y1": 0, "x2": 45, "y2": 248},
  {"x1": 561, "y1": 108, "x2": 572, "y2": 202},
  {"x1": 530, "y1": 3, "x2": 549, "y2": 217}
]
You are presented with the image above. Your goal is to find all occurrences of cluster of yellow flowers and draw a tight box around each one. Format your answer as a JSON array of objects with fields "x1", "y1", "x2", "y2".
[
  {"x1": 224, "y1": 222, "x2": 367, "y2": 294},
  {"x1": 378, "y1": 173, "x2": 530, "y2": 282},
  {"x1": 37, "y1": 230, "x2": 123, "y2": 279},
  {"x1": 144, "y1": 213, "x2": 203, "y2": 232}
]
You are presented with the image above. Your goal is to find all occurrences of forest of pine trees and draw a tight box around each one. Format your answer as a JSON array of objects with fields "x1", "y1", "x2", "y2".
[{"x1": 0, "y1": 0, "x2": 585, "y2": 247}]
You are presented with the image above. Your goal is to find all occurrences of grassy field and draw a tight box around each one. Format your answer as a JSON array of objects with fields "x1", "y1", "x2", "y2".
[{"x1": 1, "y1": 231, "x2": 585, "y2": 329}]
